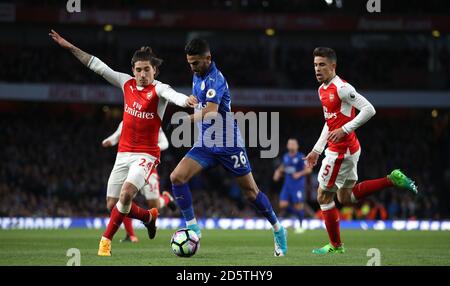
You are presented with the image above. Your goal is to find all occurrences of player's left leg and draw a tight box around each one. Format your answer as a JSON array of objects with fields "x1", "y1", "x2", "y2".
[
  {"x1": 235, "y1": 172, "x2": 287, "y2": 256},
  {"x1": 336, "y1": 149, "x2": 417, "y2": 205}
]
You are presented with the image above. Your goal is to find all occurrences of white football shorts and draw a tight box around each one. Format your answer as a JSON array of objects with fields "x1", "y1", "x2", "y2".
[
  {"x1": 106, "y1": 152, "x2": 158, "y2": 199},
  {"x1": 318, "y1": 148, "x2": 361, "y2": 192}
]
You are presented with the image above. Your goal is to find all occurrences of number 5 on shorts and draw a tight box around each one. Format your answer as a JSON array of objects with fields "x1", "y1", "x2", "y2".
[{"x1": 322, "y1": 164, "x2": 331, "y2": 179}]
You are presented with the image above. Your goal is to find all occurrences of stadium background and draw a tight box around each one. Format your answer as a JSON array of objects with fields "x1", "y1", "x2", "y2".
[{"x1": 0, "y1": 0, "x2": 449, "y2": 229}]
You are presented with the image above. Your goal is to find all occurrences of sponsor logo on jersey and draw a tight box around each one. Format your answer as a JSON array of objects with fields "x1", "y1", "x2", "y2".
[
  {"x1": 329, "y1": 93, "x2": 335, "y2": 102},
  {"x1": 323, "y1": 106, "x2": 337, "y2": 120},
  {"x1": 124, "y1": 103, "x2": 155, "y2": 119}
]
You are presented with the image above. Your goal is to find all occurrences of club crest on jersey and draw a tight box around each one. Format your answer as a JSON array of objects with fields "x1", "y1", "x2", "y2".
[
  {"x1": 146, "y1": 91, "x2": 153, "y2": 100},
  {"x1": 329, "y1": 93, "x2": 335, "y2": 102},
  {"x1": 206, "y1": 89, "x2": 216, "y2": 99}
]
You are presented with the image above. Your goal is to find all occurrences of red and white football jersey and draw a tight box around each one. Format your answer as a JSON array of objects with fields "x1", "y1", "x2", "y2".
[
  {"x1": 317, "y1": 76, "x2": 368, "y2": 154},
  {"x1": 87, "y1": 56, "x2": 188, "y2": 160},
  {"x1": 119, "y1": 79, "x2": 162, "y2": 158}
]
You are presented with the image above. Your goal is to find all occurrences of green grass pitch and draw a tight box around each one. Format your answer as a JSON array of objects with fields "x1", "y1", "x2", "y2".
[{"x1": 1, "y1": 228, "x2": 449, "y2": 266}]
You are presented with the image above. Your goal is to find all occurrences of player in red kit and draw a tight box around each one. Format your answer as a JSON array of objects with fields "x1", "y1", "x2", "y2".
[
  {"x1": 102, "y1": 123, "x2": 177, "y2": 243},
  {"x1": 49, "y1": 30, "x2": 197, "y2": 256},
  {"x1": 304, "y1": 47, "x2": 418, "y2": 254}
]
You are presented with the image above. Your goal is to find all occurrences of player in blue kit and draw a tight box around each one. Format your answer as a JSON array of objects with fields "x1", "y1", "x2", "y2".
[
  {"x1": 170, "y1": 38, "x2": 288, "y2": 256},
  {"x1": 273, "y1": 138, "x2": 312, "y2": 233}
]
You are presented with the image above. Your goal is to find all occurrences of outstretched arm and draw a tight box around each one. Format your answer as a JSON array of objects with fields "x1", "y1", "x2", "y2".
[
  {"x1": 155, "y1": 83, "x2": 197, "y2": 108},
  {"x1": 49, "y1": 29, "x2": 92, "y2": 67},
  {"x1": 49, "y1": 29, "x2": 131, "y2": 88}
]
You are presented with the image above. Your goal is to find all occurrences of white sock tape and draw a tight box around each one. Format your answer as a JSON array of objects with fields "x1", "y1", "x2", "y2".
[
  {"x1": 116, "y1": 200, "x2": 131, "y2": 214},
  {"x1": 320, "y1": 201, "x2": 336, "y2": 211},
  {"x1": 351, "y1": 192, "x2": 357, "y2": 204}
]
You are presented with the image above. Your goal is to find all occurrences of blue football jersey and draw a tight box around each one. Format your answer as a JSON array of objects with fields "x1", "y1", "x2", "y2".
[
  {"x1": 282, "y1": 152, "x2": 306, "y2": 189},
  {"x1": 192, "y1": 62, "x2": 243, "y2": 148}
]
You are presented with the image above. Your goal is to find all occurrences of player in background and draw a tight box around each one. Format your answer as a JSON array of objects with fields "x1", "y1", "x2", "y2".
[
  {"x1": 169, "y1": 39, "x2": 288, "y2": 256},
  {"x1": 49, "y1": 30, "x2": 197, "y2": 256},
  {"x1": 304, "y1": 47, "x2": 418, "y2": 254},
  {"x1": 102, "y1": 123, "x2": 177, "y2": 243},
  {"x1": 273, "y1": 138, "x2": 312, "y2": 234}
]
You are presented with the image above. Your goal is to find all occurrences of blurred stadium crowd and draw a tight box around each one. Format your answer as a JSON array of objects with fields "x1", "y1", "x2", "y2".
[
  {"x1": 1, "y1": 105, "x2": 448, "y2": 220},
  {"x1": 1, "y1": 38, "x2": 449, "y2": 90}
]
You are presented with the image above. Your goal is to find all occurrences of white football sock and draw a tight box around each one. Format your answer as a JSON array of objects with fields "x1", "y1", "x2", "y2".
[{"x1": 273, "y1": 222, "x2": 281, "y2": 232}]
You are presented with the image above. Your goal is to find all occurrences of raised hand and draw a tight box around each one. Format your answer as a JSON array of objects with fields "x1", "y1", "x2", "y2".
[{"x1": 49, "y1": 29, "x2": 73, "y2": 49}]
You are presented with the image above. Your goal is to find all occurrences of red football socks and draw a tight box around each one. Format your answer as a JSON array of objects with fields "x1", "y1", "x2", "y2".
[
  {"x1": 127, "y1": 202, "x2": 150, "y2": 223},
  {"x1": 352, "y1": 177, "x2": 393, "y2": 201},
  {"x1": 122, "y1": 216, "x2": 135, "y2": 237},
  {"x1": 103, "y1": 206, "x2": 126, "y2": 240},
  {"x1": 322, "y1": 207, "x2": 341, "y2": 248}
]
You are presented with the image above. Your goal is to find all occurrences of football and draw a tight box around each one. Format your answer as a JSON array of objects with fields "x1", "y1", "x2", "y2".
[{"x1": 170, "y1": 228, "x2": 200, "y2": 257}]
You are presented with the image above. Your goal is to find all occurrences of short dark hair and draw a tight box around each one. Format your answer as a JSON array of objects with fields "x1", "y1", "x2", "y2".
[
  {"x1": 131, "y1": 46, "x2": 163, "y2": 76},
  {"x1": 185, "y1": 38, "x2": 210, "y2": 56},
  {"x1": 313, "y1": 47, "x2": 337, "y2": 62}
]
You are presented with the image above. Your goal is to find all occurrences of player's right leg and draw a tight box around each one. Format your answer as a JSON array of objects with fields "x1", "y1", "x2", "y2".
[
  {"x1": 170, "y1": 150, "x2": 206, "y2": 238},
  {"x1": 235, "y1": 172, "x2": 287, "y2": 256},
  {"x1": 278, "y1": 186, "x2": 290, "y2": 218},
  {"x1": 312, "y1": 187, "x2": 345, "y2": 254},
  {"x1": 293, "y1": 202, "x2": 306, "y2": 234},
  {"x1": 99, "y1": 153, "x2": 159, "y2": 256},
  {"x1": 313, "y1": 149, "x2": 346, "y2": 254},
  {"x1": 107, "y1": 195, "x2": 138, "y2": 243},
  {"x1": 279, "y1": 200, "x2": 289, "y2": 218},
  {"x1": 105, "y1": 155, "x2": 138, "y2": 244}
]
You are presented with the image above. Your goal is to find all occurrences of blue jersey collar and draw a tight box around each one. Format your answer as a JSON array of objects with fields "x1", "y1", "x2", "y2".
[{"x1": 196, "y1": 61, "x2": 216, "y2": 80}]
